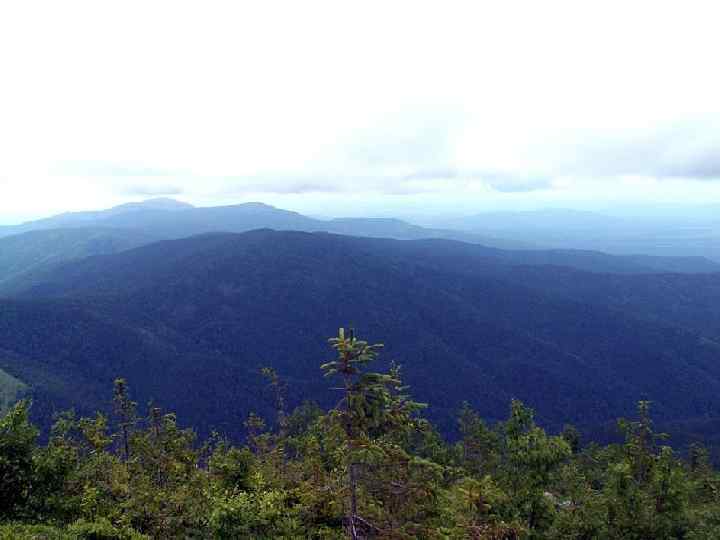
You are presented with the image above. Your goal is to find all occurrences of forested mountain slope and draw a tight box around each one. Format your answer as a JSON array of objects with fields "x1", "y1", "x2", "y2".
[
  {"x1": 0, "y1": 228, "x2": 157, "y2": 287},
  {"x1": 2, "y1": 230, "x2": 719, "y2": 301},
  {"x1": 1, "y1": 200, "x2": 718, "y2": 293},
  {"x1": 2, "y1": 230, "x2": 720, "y2": 445},
  {"x1": 0, "y1": 198, "x2": 528, "y2": 249},
  {"x1": 493, "y1": 265, "x2": 720, "y2": 339}
]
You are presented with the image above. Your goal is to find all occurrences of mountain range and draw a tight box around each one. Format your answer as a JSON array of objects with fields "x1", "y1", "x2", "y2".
[
  {"x1": 434, "y1": 208, "x2": 720, "y2": 262},
  {"x1": 0, "y1": 198, "x2": 529, "y2": 246},
  {"x1": 1, "y1": 199, "x2": 718, "y2": 295},
  {"x1": 1, "y1": 217, "x2": 719, "y2": 450}
]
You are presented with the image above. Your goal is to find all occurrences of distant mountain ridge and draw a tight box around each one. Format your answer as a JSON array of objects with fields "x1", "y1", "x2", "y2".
[
  {"x1": 2, "y1": 230, "x2": 720, "y2": 449},
  {"x1": 0, "y1": 199, "x2": 718, "y2": 293},
  {"x1": 0, "y1": 198, "x2": 192, "y2": 232},
  {"x1": 0, "y1": 228, "x2": 159, "y2": 290},
  {"x1": 443, "y1": 208, "x2": 626, "y2": 231},
  {"x1": 0, "y1": 198, "x2": 527, "y2": 249},
  {"x1": 438, "y1": 208, "x2": 720, "y2": 262}
]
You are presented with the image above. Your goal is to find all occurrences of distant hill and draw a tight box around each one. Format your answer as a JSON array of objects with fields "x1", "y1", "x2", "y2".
[
  {"x1": 0, "y1": 228, "x2": 158, "y2": 289},
  {"x1": 0, "y1": 198, "x2": 526, "y2": 249},
  {"x1": 0, "y1": 200, "x2": 718, "y2": 292},
  {"x1": 0, "y1": 198, "x2": 192, "y2": 235},
  {"x1": 439, "y1": 208, "x2": 720, "y2": 262},
  {"x1": 444, "y1": 208, "x2": 627, "y2": 231},
  {"x1": 3, "y1": 230, "x2": 720, "y2": 446}
]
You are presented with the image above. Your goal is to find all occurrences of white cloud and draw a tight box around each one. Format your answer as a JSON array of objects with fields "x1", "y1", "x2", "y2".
[{"x1": 1, "y1": 0, "x2": 720, "y2": 219}]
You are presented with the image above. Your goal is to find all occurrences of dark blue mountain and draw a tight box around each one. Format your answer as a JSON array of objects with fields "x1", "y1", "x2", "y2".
[{"x1": 2, "y1": 230, "x2": 719, "y2": 448}]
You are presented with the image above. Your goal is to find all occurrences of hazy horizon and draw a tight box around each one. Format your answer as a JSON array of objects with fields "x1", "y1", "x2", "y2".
[{"x1": 2, "y1": 195, "x2": 720, "y2": 228}]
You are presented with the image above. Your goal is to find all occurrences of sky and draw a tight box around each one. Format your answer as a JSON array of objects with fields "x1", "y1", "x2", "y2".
[{"x1": 1, "y1": 0, "x2": 720, "y2": 223}]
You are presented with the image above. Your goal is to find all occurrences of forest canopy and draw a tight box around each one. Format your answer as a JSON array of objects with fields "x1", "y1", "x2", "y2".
[{"x1": 1, "y1": 329, "x2": 719, "y2": 539}]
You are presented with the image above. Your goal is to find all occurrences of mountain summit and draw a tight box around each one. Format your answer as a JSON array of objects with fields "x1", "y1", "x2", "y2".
[
  {"x1": 107, "y1": 197, "x2": 195, "y2": 213},
  {"x1": 0, "y1": 199, "x2": 529, "y2": 250}
]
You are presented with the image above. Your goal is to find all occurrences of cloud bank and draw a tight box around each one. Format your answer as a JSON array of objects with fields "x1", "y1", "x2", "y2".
[{"x1": 1, "y1": 1, "x2": 719, "y2": 218}]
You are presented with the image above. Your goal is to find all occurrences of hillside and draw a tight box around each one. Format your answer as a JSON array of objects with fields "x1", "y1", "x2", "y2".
[
  {"x1": 0, "y1": 228, "x2": 157, "y2": 287},
  {"x1": 3, "y1": 230, "x2": 720, "y2": 445},
  {"x1": 1, "y1": 207, "x2": 719, "y2": 300},
  {"x1": 2, "y1": 200, "x2": 718, "y2": 291},
  {"x1": 0, "y1": 198, "x2": 193, "y2": 235},
  {"x1": 491, "y1": 265, "x2": 720, "y2": 339},
  {"x1": 0, "y1": 198, "x2": 527, "y2": 249}
]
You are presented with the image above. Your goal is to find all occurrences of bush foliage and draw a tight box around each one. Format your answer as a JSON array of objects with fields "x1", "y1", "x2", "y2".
[{"x1": 1, "y1": 329, "x2": 718, "y2": 538}]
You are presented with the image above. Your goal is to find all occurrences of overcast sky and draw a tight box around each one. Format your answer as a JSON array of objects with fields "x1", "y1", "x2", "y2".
[{"x1": 1, "y1": 1, "x2": 720, "y2": 223}]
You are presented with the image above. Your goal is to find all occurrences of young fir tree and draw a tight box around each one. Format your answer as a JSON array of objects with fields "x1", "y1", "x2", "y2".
[
  {"x1": 261, "y1": 367, "x2": 288, "y2": 437},
  {"x1": 501, "y1": 399, "x2": 571, "y2": 535},
  {"x1": 321, "y1": 327, "x2": 424, "y2": 539},
  {"x1": 113, "y1": 378, "x2": 137, "y2": 462}
]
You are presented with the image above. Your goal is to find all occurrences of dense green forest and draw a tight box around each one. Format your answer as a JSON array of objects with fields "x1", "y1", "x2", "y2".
[
  {"x1": 2, "y1": 329, "x2": 719, "y2": 539},
  {"x1": 4, "y1": 229, "x2": 720, "y2": 452}
]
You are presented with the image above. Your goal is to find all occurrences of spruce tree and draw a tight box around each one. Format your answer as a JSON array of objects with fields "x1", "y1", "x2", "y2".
[
  {"x1": 322, "y1": 327, "x2": 424, "y2": 538},
  {"x1": 113, "y1": 378, "x2": 137, "y2": 462}
]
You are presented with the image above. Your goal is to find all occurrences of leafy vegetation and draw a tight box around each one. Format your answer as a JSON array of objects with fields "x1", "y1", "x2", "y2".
[{"x1": 1, "y1": 329, "x2": 719, "y2": 539}]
